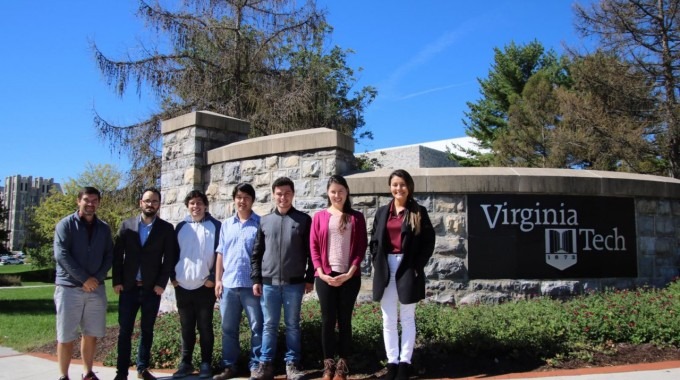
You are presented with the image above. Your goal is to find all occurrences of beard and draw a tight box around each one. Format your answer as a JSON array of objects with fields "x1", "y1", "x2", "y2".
[{"x1": 142, "y1": 209, "x2": 157, "y2": 218}]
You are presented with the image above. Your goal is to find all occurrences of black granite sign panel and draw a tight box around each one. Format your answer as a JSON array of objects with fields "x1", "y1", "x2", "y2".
[{"x1": 468, "y1": 194, "x2": 637, "y2": 279}]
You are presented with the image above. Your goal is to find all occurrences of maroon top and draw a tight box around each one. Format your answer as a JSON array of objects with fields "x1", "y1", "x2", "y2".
[{"x1": 386, "y1": 202, "x2": 405, "y2": 253}]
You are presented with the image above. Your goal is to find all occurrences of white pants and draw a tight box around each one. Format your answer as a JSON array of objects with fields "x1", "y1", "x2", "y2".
[{"x1": 380, "y1": 254, "x2": 416, "y2": 364}]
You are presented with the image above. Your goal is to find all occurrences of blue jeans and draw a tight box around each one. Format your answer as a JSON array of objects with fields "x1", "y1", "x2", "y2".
[
  {"x1": 260, "y1": 283, "x2": 304, "y2": 363},
  {"x1": 219, "y1": 287, "x2": 263, "y2": 371},
  {"x1": 116, "y1": 286, "x2": 161, "y2": 374}
]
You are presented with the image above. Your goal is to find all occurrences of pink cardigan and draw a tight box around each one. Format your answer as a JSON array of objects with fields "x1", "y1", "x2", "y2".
[{"x1": 310, "y1": 209, "x2": 368, "y2": 277}]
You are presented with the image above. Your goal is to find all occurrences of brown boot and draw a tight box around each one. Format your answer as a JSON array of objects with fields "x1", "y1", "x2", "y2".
[
  {"x1": 321, "y1": 359, "x2": 335, "y2": 380},
  {"x1": 332, "y1": 358, "x2": 348, "y2": 380}
]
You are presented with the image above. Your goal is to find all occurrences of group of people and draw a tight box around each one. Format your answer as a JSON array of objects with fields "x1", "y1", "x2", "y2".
[{"x1": 53, "y1": 169, "x2": 435, "y2": 380}]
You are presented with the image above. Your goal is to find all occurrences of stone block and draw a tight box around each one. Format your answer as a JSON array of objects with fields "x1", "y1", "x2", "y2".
[
  {"x1": 302, "y1": 160, "x2": 321, "y2": 178},
  {"x1": 658, "y1": 200, "x2": 672, "y2": 215},
  {"x1": 241, "y1": 159, "x2": 261, "y2": 174},
  {"x1": 253, "y1": 203, "x2": 273, "y2": 216},
  {"x1": 184, "y1": 168, "x2": 201, "y2": 185},
  {"x1": 445, "y1": 214, "x2": 466, "y2": 235},
  {"x1": 223, "y1": 163, "x2": 241, "y2": 184},
  {"x1": 638, "y1": 237, "x2": 656, "y2": 256},
  {"x1": 265, "y1": 156, "x2": 278, "y2": 170},
  {"x1": 205, "y1": 183, "x2": 219, "y2": 201},
  {"x1": 325, "y1": 158, "x2": 337, "y2": 176},
  {"x1": 312, "y1": 179, "x2": 327, "y2": 197},
  {"x1": 282, "y1": 155, "x2": 300, "y2": 168},
  {"x1": 672, "y1": 200, "x2": 680, "y2": 216},
  {"x1": 254, "y1": 173, "x2": 272, "y2": 188},
  {"x1": 295, "y1": 179, "x2": 311, "y2": 197},
  {"x1": 432, "y1": 237, "x2": 464, "y2": 256},
  {"x1": 207, "y1": 128, "x2": 353, "y2": 164},
  {"x1": 655, "y1": 216, "x2": 675, "y2": 236},
  {"x1": 636, "y1": 215, "x2": 655, "y2": 236},
  {"x1": 295, "y1": 199, "x2": 327, "y2": 211},
  {"x1": 655, "y1": 237, "x2": 674, "y2": 256},
  {"x1": 352, "y1": 196, "x2": 376, "y2": 207},
  {"x1": 161, "y1": 111, "x2": 250, "y2": 135},
  {"x1": 540, "y1": 281, "x2": 581, "y2": 298},
  {"x1": 425, "y1": 256, "x2": 466, "y2": 280},
  {"x1": 434, "y1": 197, "x2": 456, "y2": 213},
  {"x1": 287, "y1": 168, "x2": 300, "y2": 180},
  {"x1": 637, "y1": 199, "x2": 658, "y2": 215},
  {"x1": 272, "y1": 170, "x2": 287, "y2": 181}
]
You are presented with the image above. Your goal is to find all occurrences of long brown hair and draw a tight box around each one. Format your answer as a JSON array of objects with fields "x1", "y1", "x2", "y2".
[
  {"x1": 388, "y1": 169, "x2": 422, "y2": 235},
  {"x1": 327, "y1": 175, "x2": 353, "y2": 230}
]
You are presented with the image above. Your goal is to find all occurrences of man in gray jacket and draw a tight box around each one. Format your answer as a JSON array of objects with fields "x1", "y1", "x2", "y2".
[
  {"x1": 250, "y1": 177, "x2": 313, "y2": 380},
  {"x1": 54, "y1": 187, "x2": 113, "y2": 380}
]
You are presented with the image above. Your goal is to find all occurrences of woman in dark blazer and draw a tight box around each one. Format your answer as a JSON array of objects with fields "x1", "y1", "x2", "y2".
[{"x1": 370, "y1": 169, "x2": 435, "y2": 380}]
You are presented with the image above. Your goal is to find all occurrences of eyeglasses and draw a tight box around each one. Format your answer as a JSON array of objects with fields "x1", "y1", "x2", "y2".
[{"x1": 142, "y1": 200, "x2": 160, "y2": 205}]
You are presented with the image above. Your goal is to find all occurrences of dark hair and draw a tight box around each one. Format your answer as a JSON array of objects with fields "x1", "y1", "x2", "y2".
[
  {"x1": 232, "y1": 183, "x2": 255, "y2": 200},
  {"x1": 272, "y1": 177, "x2": 295, "y2": 192},
  {"x1": 140, "y1": 187, "x2": 161, "y2": 201},
  {"x1": 388, "y1": 169, "x2": 422, "y2": 235},
  {"x1": 327, "y1": 175, "x2": 353, "y2": 230},
  {"x1": 78, "y1": 187, "x2": 101, "y2": 200},
  {"x1": 184, "y1": 190, "x2": 209, "y2": 207}
]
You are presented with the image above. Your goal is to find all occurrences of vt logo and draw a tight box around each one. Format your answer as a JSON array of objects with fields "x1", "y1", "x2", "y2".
[{"x1": 545, "y1": 228, "x2": 578, "y2": 270}]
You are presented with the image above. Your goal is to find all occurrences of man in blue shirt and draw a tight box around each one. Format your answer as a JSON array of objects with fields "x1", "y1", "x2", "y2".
[
  {"x1": 213, "y1": 183, "x2": 263, "y2": 380},
  {"x1": 54, "y1": 187, "x2": 113, "y2": 380}
]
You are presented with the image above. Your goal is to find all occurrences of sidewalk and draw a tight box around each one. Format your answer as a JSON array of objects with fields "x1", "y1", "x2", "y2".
[{"x1": 1, "y1": 346, "x2": 679, "y2": 380}]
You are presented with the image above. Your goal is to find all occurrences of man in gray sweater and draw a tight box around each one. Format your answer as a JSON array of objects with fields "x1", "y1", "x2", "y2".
[
  {"x1": 53, "y1": 187, "x2": 113, "y2": 380},
  {"x1": 250, "y1": 177, "x2": 313, "y2": 380}
]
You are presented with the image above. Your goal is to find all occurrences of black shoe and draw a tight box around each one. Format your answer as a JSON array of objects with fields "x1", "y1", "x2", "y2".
[
  {"x1": 113, "y1": 373, "x2": 127, "y2": 380},
  {"x1": 396, "y1": 362, "x2": 410, "y2": 380},
  {"x1": 58, "y1": 377, "x2": 70, "y2": 380},
  {"x1": 199, "y1": 362, "x2": 212, "y2": 378},
  {"x1": 384, "y1": 363, "x2": 398, "y2": 380},
  {"x1": 82, "y1": 372, "x2": 100, "y2": 380},
  {"x1": 137, "y1": 369, "x2": 157, "y2": 380},
  {"x1": 173, "y1": 362, "x2": 194, "y2": 378}
]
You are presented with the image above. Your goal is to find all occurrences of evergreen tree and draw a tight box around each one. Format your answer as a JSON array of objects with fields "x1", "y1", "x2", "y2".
[
  {"x1": 574, "y1": 0, "x2": 680, "y2": 178},
  {"x1": 454, "y1": 40, "x2": 569, "y2": 166},
  {"x1": 556, "y1": 52, "x2": 660, "y2": 172},
  {"x1": 93, "y1": 0, "x2": 376, "y2": 187}
]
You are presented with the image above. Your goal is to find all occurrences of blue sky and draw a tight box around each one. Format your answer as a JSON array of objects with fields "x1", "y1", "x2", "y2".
[{"x1": 0, "y1": 1, "x2": 592, "y2": 187}]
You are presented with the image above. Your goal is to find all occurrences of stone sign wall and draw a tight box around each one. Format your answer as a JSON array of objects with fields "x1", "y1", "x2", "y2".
[{"x1": 160, "y1": 111, "x2": 680, "y2": 305}]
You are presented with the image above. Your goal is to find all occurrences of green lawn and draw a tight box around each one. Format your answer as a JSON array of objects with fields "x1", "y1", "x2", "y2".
[
  {"x1": 0, "y1": 266, "x2": 119, "y2": 351},
  {"x1": 0, "y1": 264, "x2": 37, "y2": 275}
]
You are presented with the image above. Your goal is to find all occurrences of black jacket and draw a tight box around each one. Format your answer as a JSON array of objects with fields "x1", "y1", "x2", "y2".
[
  {"x1": 370, "y1": 200, "x2": 435, "y2": 304},
  {"x1": 112, "y1": 215, "x2": 178, "y2": 292},
  {"x1": 251, "y1": 207, "x2": 313, "y2": 285}
]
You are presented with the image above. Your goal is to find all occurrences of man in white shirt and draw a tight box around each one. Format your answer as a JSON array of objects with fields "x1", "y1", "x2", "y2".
[{"x1": 172, "y1": 190, "x2": 221, "y2": 379}]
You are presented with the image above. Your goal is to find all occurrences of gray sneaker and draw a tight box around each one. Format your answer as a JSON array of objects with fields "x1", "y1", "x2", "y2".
[
  {"x1": 286, "y1": 361, "x2": 304, "y2": 380},
  {"x1": 250, "y1": 361, "x2": 273, "y2": 380}
]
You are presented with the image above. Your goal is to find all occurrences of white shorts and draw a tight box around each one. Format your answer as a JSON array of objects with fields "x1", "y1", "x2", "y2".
[{"x1": 54, "y1": 285, "x2": 107, "y2": 343}]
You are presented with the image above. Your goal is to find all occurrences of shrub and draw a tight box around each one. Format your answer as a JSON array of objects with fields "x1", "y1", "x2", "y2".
[
  {"x1": 104, "y1": 278, "x2": 680, "y2": 374},
  {"x1": 0, "y1": 275, "x2": 21, "y2": 286}
]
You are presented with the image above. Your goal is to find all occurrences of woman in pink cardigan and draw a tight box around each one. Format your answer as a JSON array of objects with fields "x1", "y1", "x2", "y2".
[{"x1": 310, "y1": 175, "x2": 368, "y2": 380}]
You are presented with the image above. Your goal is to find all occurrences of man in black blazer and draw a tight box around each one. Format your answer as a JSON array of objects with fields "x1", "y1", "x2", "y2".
[{"x1": 113, "y1": 188, "x2": 178, "y2": 380}]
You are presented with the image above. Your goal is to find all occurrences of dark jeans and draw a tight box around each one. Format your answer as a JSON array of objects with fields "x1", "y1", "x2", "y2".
[
  {"x1": 175, "y1": 285, "x2": 216, "y2": 364},
  {"x1": 315, "y1": 274, "x2": 361, "y2": 359},
  {"x1": 117, "y1": 286, "x2": 162, "y2": 374}
]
